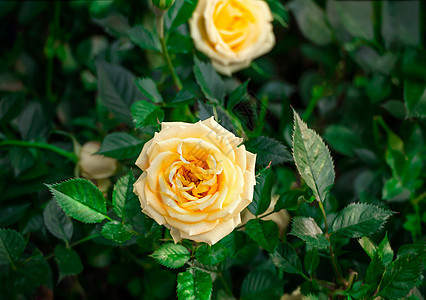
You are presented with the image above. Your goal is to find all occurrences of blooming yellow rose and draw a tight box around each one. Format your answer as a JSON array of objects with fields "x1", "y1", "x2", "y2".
[
  {"x1": 133, "y1": 117, "x2": 256, "y2": 245},
  {"x1": 189, "y1": 0, "x2": 275, "y2": 75},
  {"x1": 78, "y1": 141, "x2": 118, "y2": 180}
]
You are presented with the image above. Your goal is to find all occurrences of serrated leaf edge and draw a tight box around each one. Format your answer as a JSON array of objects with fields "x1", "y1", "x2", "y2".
[
  {"x1": 45, "y1": 178, "x2": 108, "y2": 224},
  {"x1": 291, "y1": 110, "x2": 335, "y2": 203}
]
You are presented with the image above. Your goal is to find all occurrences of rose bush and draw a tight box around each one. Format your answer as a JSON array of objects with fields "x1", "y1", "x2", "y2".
[
  {"x1": 133, "y1": 117, "x2": 256, "y2": 244},
  {"x1": 189, "y1": 0, "x2": 275, "y2": 75}
]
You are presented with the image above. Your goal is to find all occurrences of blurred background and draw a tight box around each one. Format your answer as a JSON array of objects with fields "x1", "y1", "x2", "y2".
[{"x1": 0, "y1": 0, "x2": 424, "y2": 299}]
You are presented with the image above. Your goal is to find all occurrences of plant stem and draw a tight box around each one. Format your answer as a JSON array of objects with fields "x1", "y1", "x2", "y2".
[
  {"x1": 218, "y1": 272, "x2": 233, "y2": 297},
  {"x1": 156, "y1": 10, "x2": 183, "y2": 91},
  {"x1": 0, "y1": 140, "x2": 78, "y2": 163},
  {"x1": 318, "y1": 201, "x2": 346, "y2": 286},
  {"x1": 303, "y1": 85, "x2": 324, "y2": 122},
  {"x1": 318, "y1": 201, "x2": 329, "y2": 233},
  {"x1": 42, "y1": 233, "x2": 102, "y2": 261},
  {"x1": 70, "y1": 233, "x2": 103, "y2": 248},
  {"x1": 252, "y1": 96, "x2": 269, "y2": 136}
]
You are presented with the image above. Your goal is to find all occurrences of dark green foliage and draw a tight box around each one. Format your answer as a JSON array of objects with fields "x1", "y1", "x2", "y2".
[{"x1": 0, "y1": 0, "x2": 424, "y2": 299}]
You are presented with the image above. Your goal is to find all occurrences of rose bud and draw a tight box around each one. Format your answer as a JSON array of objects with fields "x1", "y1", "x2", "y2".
[
  {"x1": 152, "y1": 0, "x2": 175, "y2": 10},
  {"x1": 78, "y1": 141, "x2": 118, "y2": 180}
]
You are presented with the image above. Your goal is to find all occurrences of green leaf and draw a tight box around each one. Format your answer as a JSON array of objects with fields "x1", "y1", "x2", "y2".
[
  {"x1": 304, "y1": 248, "x2": 319, "y2": 275},
  {"x1": 323, "y1": 125, "x2": 363, "y2": 157},
  {"x1": 151, "y1": 243, "x2": 190, "y2": 269},
  {"x1": 271, "y1": 242, "x2": 304, "y2": 275},
  {"x1": 0, "y1": 203, "x2": 30, "y2": 227},
  {"x1": 404, "y1": 80, "x2": 426, "y2": 118},
  {"x1": 366, "y1": 253, "x2": 385, "y2": 285},
  {"x1": 382, "y1": 100, "x2": 406, "y2": 119},
  {"x1": 358, "y1": 237, "x2": 377, "y2": 259},
  {"x1": 240, "y1": 270, "x2": 281, "y2": 300},
  {"x1": 245, "y1": 136, "x2": 292, "y2": 166},
  {"x1": 8, "y1": 147, "x2": 35, "y2": 177},
  {"x1": 0, "y1": 229, "x2": 25, "y2": 265},
  {"x1": 378, "y1": 254, "x2": 423, "y2": 299},
  {"x1": 245, "y1": 219, "x2": 279, "y2": 253},
  {"x1": 43, "y1": 199, "x2": 74, "y2": 242},
  {"x1": 0, "y1": 93, "x2": 23, "y2": 125},
  {"x1": 195, "y1": 243, "x2": 229, "y2": 266},
  {"x1": 112, "y1": 171, "x2": 138, "y2": 221},
  {"x1": 54, "y1": 244, "x2": 83, "y2": 276},
  {"x1": 17, "y1": 101, "x2": 51, "y2": 141},
  {"x1": 194, "y1": 57, "x2": 225, "y2": 104},
  {"x1": 289, "y1": 217, "x2": 329, "y2": 249},
  {"x1": 349, "y1": 281, "x2": 373, "y2": 299},
  {"x1": 381, "y1": 1, "x2": 420, "y2": 49},
  {"x1": 334, "y1": 1, "x2": 374, "y2": 40},
  {"x1": 47, "y1": 178, "x2": 107, "y2": 223},
  {"x1": 177, "y1": 267, "x2": 212, "y2": 300},
  {"x1": 131, "y1": 100, "x2": 164, "y2": 128},
  {"x1": 227, "y1": 80, "x2": 249, "y2": 111},
  {"x1": 167, "y1": 0, "x2": 198, "y2": 30},
  {"x1": 10, "y1": 250, "x2": 50, "y2": 292},
  {"x1": 168, "y1": 90, "x2": 195, "y2": 107},
  {"x1": 92, "y1": 14, "x2": 130, "y2": 38},
  {"x1": 135, "y1": 77, "x2": 163, "y2": 103},
  {"x1": 128, "y1": 25, "x2": 160, "y2": 51},
  {"x1": 101, "y1": 221, "x2": 134, "y2": 244},
  {"x1": 377, "y1": 234, "x2": 394, "y2": 266},
  {"x1": 274, "y1": 190, "x2": 303, "y2": 212},
  {"x1": 247, "y1": 168, "x2": 273, "y2": 216},
  {"x1": 331, "y1": 203, "x2": 394, "y2": 238},
  {"x1": 288, "y1": 0, "x2": 332, "y2": 46},
  {"x1": 266, "y1": 0, "x2": 289, "y2": 28},
  {"x1": 292, "y1": 110, "x2": 335, "y2": 203},
  {"x1": 167, "y1": 32, "x2": 193, "y2": 54},
  {"x1": 96, "y1": 60, "x2": 143, "y2": 126},
  {"x1": 98, "y1": 132, "x2": 144, "y2": 159}
]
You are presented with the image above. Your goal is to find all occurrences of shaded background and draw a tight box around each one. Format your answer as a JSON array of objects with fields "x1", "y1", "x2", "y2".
[{"x1": 0, "y1": 0, "x2": 425, "y2": 299}]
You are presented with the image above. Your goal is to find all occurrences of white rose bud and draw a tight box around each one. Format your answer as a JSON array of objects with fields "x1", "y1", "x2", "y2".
[{"x1": 79, "y1": 141, "x2": 118, "y2": 180}]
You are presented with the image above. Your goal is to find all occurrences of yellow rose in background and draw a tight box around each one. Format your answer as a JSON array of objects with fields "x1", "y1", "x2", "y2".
[
  {"x1": 189, "y1": 0, "x2": 275, "y2": 75},
  {"x1": 78, "y1": 141, "x2": 118, "y2": 180},
  {"x1": 133, "y1": 117, "x2": 256, "y2": 245}
]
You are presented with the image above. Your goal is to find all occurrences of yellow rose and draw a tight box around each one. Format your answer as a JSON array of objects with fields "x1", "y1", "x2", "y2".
[
  {"x1": 189, "y1": 0, "x2": 275, "y2": 75},
  {"x1": 78, "y1": 141, "x2": 118, "y2": 180},
  {"x1": 133, "y1": 117, "x2": 256, "y2": 245}
]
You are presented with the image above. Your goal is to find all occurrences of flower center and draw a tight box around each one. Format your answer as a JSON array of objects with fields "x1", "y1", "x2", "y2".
[
  {"x1": 164, "y1": 154, "x2": 222, "y2": 204},
  {"x1": 213, "y1": 0, "x2": 255, "y2": 51}
]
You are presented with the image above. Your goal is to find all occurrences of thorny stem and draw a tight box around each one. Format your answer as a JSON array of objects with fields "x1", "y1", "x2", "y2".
[{"x1": 318, "y1": 201, "x2": 347, "y2": 286}]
